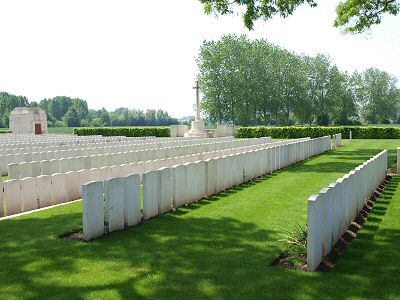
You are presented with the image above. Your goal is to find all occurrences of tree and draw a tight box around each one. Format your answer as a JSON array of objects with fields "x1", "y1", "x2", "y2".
[
  {"x1": 199, "y1": 0, "x2": 399, "y2": 33},
  {"x1": 355, "y1": 68, "x2": 400, "y2": 123},
  {"x1": 0, "y1": 92, "x2": 29, "y2": 127},
  {"x1": 196, "y1": 34, "x2": 400, "y2": 126},
  {"x1": 335, "y1": 0, "x2": 400, "y2": 33},
  {"x1": 62, "y1": 107, "x2": 81, "y2": 127}
]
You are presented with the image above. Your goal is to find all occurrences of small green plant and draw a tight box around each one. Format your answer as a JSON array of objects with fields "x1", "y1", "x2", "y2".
[
  {"x1": 278, "y1": 223, "x2": 308, "y2": 268},
  {"x1": 279, "y1": 223, "x2": 307, "y2": 249}
]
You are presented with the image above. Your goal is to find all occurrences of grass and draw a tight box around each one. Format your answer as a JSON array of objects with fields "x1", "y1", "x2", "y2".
[
  {"x1": 0, "y1": 139, "x2": 399, "y2": 299},
  {"x1": 48, "y1": 127, "x2": 75, "y2": 134}
]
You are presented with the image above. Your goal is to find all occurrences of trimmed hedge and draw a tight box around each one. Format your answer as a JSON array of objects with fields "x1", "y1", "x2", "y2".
[
  {"x1": 237, "y1": 126, "x2": 400, "y2": 139},
  {"x1": 73, "y1": 127, "x2": 170, "y2": 137}
]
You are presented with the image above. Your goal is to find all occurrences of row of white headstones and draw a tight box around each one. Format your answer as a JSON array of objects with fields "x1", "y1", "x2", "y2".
[
  {"x1": 307, "y1": 149, "x2": 388, "y2": 271},
  {"x1": 6, "y1": 137, "x2": 273, "y2": 179},
  {"x1": 0, "y1": 136, "x2": 235, "y2": 175},
  {"x1": 0, "y1": 136, "x2": 276, "y2": 217},
  {"x1": 82, "y1": 136, "x2": 332, "y2": 241}
]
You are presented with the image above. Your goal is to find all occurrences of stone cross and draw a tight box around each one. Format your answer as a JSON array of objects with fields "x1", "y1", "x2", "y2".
[{"x1": 193, "y1": 80, "x2": 200, "y2": 120}]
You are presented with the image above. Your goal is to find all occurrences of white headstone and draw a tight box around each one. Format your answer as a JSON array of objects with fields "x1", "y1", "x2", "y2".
[
  {"x1": 20, "y1": 162, "x2": 33, "y2": 178},
  {"x1": 172, "y1": 164, "x2": 187, "y2": 208},
  {"x1": 8, "y1": 163, "x2": 20, "y2": 180},
  {"x1": 159, "y1": 167, "x2": 172, "y2": 214},
  {"x1": 21, "y1": 177, "x2": 38, "y2": 212},
  {"x1": 123, "y1": 173, "x2": 141, "y2": 227},
  {"x1": 143, "y1": 171, "x2": 159, "y2": 220},
  {"x1": 51, "y1": 173, "x2": 68, "y2": 204},
  {"x1": 104, "y1": 177, "x2": 125, "y2": 232},
  {"x1": 37, "y1": 175, "x2": 53, "y2": 208},
  {"x1": 83, "y1": 181, "x2": 105, "y2": 241},
  {"x1": 5, "y1": 179, "x2": 22, "y2": 216},
  {"x1": 40, "y1": 160, "x2": 51, "y2": 176},
  {"x1": 31, "y1": 161, "x2": 41, "y2": 177},
  {"x1": 65, "y1": 171, "x2": 80, "y2": 201},
  {"x1": 307, "y1": 194, "x2": 323, "y2": 271},
  {"x1": 205, "y1": 159, "x2": 217, "y2": 197},
  {"x1": 0, "y1": 182, "x2": 3, "y2": 217}
]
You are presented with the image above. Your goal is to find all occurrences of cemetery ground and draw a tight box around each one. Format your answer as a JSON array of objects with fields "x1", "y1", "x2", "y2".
[{"x1": 0, "y1": 140, "x2": 399, "y2": 299}]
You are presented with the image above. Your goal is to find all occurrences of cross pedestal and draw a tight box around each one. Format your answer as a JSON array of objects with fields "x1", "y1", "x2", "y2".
[
  {"x1": 185, "y1": 119, "x2": 208, "y2": 137},
  {"x1": 185, "y1": 80, "x2": 208, "y2": 138}
]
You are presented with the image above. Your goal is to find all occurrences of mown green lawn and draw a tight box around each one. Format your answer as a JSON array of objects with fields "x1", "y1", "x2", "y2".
[
  {"x1": 0, "y1": 140, "x2": 399, "y2": 299},
  {"x1": 48, "y1": 127, "x2": 75, "y2": 134}
]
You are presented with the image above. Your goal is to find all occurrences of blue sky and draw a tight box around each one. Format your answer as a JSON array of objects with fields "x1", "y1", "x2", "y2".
[{"x1": 0, "y1": 0, "x2": 399, "y2": 118}]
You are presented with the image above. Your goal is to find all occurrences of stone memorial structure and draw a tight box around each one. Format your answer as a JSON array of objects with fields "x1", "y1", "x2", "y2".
[
  {"x1": 185, "y1": 81, "x2": 208, "y2": 138},
  {"x1": 215, "y1": 124, "x2": 236, "y2": 137},
  {"x1": 9, "y1": 107, "x2": 48, "y2": 134},
  {"x1": 170, "y1": 125, "x2": 188, "y2": 137}
]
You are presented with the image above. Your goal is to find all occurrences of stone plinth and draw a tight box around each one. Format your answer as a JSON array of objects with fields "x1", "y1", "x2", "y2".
[
  {"x1": 215, "y1": 124, "x2": 236, "y2": 137},
  {"x1": 170, "y1": 125, "x2": 188, "y2": 137},
  {"x1": 184, "y1": 119, "x2": 208, "y2": 138}
]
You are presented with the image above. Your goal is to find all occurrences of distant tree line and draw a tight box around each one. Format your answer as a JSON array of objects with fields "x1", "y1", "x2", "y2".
[
  {"x1": 0, "y1": 94, "x2": 179, "y2": 128},
  {"x1": 197, "y1": 35, "x2": 400, "y2": 126}
]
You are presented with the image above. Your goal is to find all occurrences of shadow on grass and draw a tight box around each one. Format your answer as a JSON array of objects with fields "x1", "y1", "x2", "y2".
[
  {"x1": 315, "y1": 176, "x2": 400, "y2": 299},
  {"x1": 0, "y1": 205, "x2": 287, "y2": 299},
  {"x1": 285, "y1": 148, "x2": 395, "y2": 174},
  {"x1": 0, "y1": 146, "x2": 399, "y2": 298}
]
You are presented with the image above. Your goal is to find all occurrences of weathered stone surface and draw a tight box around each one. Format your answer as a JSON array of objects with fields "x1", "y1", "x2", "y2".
[
  {"x1": 158, "y1": 167, "x2": 172, "y2": 214},
  {"x1": 215, "y1": 157, "x2": 225, "y2": 193},
  {"x1": 205, "y1": 159, "x2": 217, "y2": 197},
  {"x1": 90, "y1": 155, "x2": 99, "y2": 168},
  {"x1": 307, "y1": 194, "x2": 323, "y2": 271},
  {"x1": 172, "y1": 164, "x2": 187, "y2": 208},
  {"x1": 122, "y1": 174, "x2": 141, "y2": 227},
  {"x1": 110, "y1": 165, "x2": 122, "y2": 177},
  {"x1": 83, "y1": 181, "x2": 105, "y2": 241},
  {"x1": 52, "y1": 173, "x2": 68, "y2": 204},
  {"x1": 20, "y1": 162, "x2": 33, "y2": 179},
  {"x1": 195, "y1": 161, "x2": 206, "y2": 200},
  {"x1": 99, "y1": 166, "x2": 112, "y2": 182},
  {"x1": 14, "y1": 153, "x2": 25, "y2": 164},
  {"x1": 143, "y1": 170, "x2": 159, "y2": 220},
  {"x1": 21, "y1": 177, "x2": 38, "y2": 212},
  {"x1": 65, "y1": 171, "x2": 80, "y2": 201},
  {"x1": 31, "y1": 161, "x2": 41, "y2": 177},
  {"x1": 89, "y1": 168, "x2": 101, "y2": 182},
  {"x1": 5, "y1": 179, "x2": 22, "y2": 215},
  {"x1": 104, "y1": 177, "x2": 125, "y2": 232},
  {"x1": 8, "y1": 163, "x2": 20, "y2": 180},
  {"x1": 185, "y1": 162, "x2": 197, "y2": 203},
  {"x1": 40, "y1": 160, "x2": 51, "y2": 176},
  {"x1": 78, "y1": 169, "x2": 91, "y2": 186},
  {"x1": 83, "y1": 156, "x2": 91, "y2": 170},
  {"x1": 9, "y1": 107, "x2": 48, "y2": 134},
  {"x1": 59, "y1": 158, "x2": 69, "y2": 173},
  {"x1": 0, "y1": 182, "x2": 4, "y2": 217},
  {"x1": 50, "y1": 159, "x2": 60, "y2": 174},
  {"x1": 98, "y1": 154, "x2": 105, "y2": 168},
  {"x1": 0, "y1": 156, "x2": 8, "y2": 176},
  {"x1": 37, "y1": 175, "x2": 53, "y2": 208}
]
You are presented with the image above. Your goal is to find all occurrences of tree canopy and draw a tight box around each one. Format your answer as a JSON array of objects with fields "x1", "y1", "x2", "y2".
[
  {"x1": 197, "y1": 35, "x2": 400, "y2": 126},
  {"x1": 0, "y1": 93, "x2": 179, "y2": 128},
  {"x1": 199, "y1": 0, "x2": 400, "y2": 33}
]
